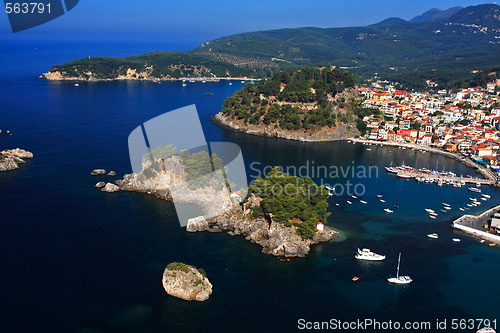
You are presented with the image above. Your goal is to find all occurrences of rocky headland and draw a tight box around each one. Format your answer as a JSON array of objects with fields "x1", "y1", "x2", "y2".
[
  {"x1": 162, "y1": 262, "x2": 212, "y2": 301},
  {"x1": 0, "y1": 149, "x2": 33, "y2": 171},
  {"x1": 111, "y1": 153, "x2": 337, "y2": 258}
]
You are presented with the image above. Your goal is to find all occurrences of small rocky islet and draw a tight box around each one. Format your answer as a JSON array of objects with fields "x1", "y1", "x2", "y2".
[{"x1": 162, "y1": 262, "x2": 212, "y2": 302}]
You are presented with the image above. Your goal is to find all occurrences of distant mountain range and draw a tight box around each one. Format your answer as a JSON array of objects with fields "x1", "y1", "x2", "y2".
[
  {"x1": 46, "y1": 3, "x2": 500, "y2": 89},
  {"x1": 409, "y1": 6, "x2": 463, "y2": 22},
  {"x1": 189, "y1": 3, "x2": 500, "y2": 76}
]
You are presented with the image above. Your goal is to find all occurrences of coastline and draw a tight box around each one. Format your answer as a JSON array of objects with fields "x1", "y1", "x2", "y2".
[
  {"x1": 41, "y1": 72, "x2": 259, "y2": 83},
  {"x1": 452, "y1": 204, "x2": 500, "y2": 244},
  {"x1": 212, "y1": 112, "x2": 358, "y2": 142},
  {"x1": 213, "y1": 113, "x2": 498, "y2": 183}
]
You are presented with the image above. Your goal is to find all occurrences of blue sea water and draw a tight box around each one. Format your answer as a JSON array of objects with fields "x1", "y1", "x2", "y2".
[{"x1": 1, "y1": 40, "x2": 499, "y2": 333}]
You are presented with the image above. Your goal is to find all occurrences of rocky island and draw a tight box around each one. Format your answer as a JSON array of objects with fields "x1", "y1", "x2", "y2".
[
  {"x1": 162, "y1": 262, "x2": 212, "y2": 301},
  {"x1": 41, "y1": 52, "x2": 264, "y2": 82},
  {"x1": 213, "y1": 66, "x2": 366, "y2": 142},
  {"x1": 0, "y1": 148, "x2": 33, "y2": 171},
  {"x1": 114, "y1": 145, "x2": 337, "y2": 257}
]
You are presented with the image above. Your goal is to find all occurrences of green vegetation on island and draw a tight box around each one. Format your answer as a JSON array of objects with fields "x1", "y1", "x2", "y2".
[
  {"x1": 247, "y1": 166, "x2": 330, "y2": 238},
  {"x1": 142, "y1": 144, "x2": 227, "y2": 190},
  {"x1": 166, "y1": 262, "x2": 207, "y2": 278},
  {"x1": 220, "y1": 66, "x2": 375, "y2": 136},
  {"x1": 46, "y1": 52, "x2": 267, "y2": 80}
]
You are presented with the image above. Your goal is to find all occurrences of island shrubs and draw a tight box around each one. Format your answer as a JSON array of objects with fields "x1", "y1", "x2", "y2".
[
  {"x1": 167, "y1": 262, "x2": 207, "y2": 278},
  {"x1": 247, "y1": 167, "x2": 330, "y2": 238}
]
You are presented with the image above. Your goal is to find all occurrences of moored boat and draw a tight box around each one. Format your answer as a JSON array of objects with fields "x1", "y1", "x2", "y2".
[
  {"x1": 427, "y1": 233, "x2": 439, "y2": 239},
  {"x1": 388, "y1": 253, "x2": 412, "y2": 284},
  {"x1": 355, "y1": 248, "x2": 386, "y2": 261}
]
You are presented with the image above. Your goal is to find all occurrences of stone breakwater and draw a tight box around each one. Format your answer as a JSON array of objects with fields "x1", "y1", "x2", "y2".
[
  {"x1": 0, "y1": 149, "x2": 33, "y2": 171},
  {"x1": 212, "y1": 113, "x2": 357, "y2": 142}
]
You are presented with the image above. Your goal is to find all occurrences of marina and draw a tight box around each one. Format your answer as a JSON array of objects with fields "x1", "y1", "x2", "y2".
[{"x1": 386, "y1": 164, "x2": 496, "y2": 187}]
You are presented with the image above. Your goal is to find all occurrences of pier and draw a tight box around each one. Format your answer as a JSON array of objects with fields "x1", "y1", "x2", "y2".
[{"x1": 452, "y1": 204, "x2": 500, "y2": 244}]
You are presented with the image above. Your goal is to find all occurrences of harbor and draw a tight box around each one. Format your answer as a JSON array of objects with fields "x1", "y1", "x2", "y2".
[
  {"x1": 452, "y1": 204, "x2": 500, "y2": 244},
  {"x1": 385, "y1": 163, "x2": 496, "y2": 187}
]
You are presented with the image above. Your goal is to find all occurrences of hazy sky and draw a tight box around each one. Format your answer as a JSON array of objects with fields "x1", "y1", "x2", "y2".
[{"x1": 0, "y1": 0, "x2": 492, "y2": 47}]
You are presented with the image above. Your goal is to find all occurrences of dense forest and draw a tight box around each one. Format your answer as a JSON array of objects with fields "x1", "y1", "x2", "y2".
[
  {"x1": 221, "y1": 66, "x2": 371, "y2": 133},
  {"x1": 247, "y1": 167, "x2": 330, "y2": 238}
]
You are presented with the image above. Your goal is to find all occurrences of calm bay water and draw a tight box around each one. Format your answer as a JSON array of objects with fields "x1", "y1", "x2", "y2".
[{"x1": 1, "y1": 41, "x2": 499, "y2": 333}]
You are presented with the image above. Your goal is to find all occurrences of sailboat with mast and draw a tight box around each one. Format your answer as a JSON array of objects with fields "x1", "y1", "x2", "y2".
[{"x1": 387, "y1": 253, "x2": 412, "y2": 284}]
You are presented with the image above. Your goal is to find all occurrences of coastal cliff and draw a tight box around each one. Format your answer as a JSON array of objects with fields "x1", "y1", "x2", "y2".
[
  {"x1": 162, "y1": 262, "x2": 212, "y2": 301},
  {"x1": 0, "y1": 149, "x2": 33, "y2": 171},
  {"x1": 213, "y1": 112, "x2": 356, "y2": 142}
]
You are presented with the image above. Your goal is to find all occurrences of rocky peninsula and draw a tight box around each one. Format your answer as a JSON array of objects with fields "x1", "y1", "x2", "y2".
[
  {"x1": 162, "y1": 262, "x2": 212, "y2": 301},
  {"x1": 0, "y1": 149, "x2": 33, "y2": 171},
  {"x1": 112, "y1": 148, "x2": 337, "y2": 258}
]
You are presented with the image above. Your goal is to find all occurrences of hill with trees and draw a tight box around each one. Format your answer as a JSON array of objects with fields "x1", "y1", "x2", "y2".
[
  {"x1": 246, "y1": 166, "x2": 330, "y2": 238},
  {"x1": 214, "y1": 66, "x2": 374, "y2": 140}
]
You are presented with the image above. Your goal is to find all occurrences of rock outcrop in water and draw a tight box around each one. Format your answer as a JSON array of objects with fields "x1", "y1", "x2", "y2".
[
  {"x1": 162, "y1": 262, "x2": 212, "y2": 301},
  {"x1": 101, "y1": 183, "x2": 120, "y2": 193},
  {"x1": 114, "y1": 154, "x2": 337, "y2": 258},
  {"x1": 0, "y1": 149, "x2": 33, "y2": 171}
]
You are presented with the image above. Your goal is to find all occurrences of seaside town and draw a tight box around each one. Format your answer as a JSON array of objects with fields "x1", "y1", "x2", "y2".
[{"x1": 359, "y1": 77, "x2": 500, "y2": 174}]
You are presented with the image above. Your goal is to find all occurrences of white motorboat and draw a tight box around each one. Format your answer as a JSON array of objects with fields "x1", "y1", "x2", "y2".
[
  {"x1": 347, "y1": 201, "x2": 352, "y2": 205},
  {"x1": 355, "y1": 248, "x2": 386, "y2": 261},
  {"x1": 360, "y1": 200, "x2": 367, "y2": 204},
  {"x1": 476, "y1": 327, "x2": 496, "y2": 333},
  {"x1": 443, "y1": 206, "x2": 452, "y2": 210},
  {"x1": 427, "y1": 233, "x2": 439, "y2": 239},
  {"x1": 380, "y1": 199, "x2": 386, "y2": 203},
  {"x1": 384, "y1": 208, "x2": 393, "y2": 213},
  {"x1": 388, "y1": 253, "x2": 412, "y2": 284},
  {"x1": 469, "y1": 187, "x2": 481, "y2": 193},
  {"x1": 442, "y1": 203, "x2": 450, "y2": 207},
  {"x1": 429, "y1": 215, "x2": 437, "y2": 219},
  {"x1": 482, "y1": 194, "x2": 491, "y2": 199},
  {"x1": 425, "y1": 209, "x2": 435, "y2": 213},
  {"x1": 452, "y1": 238, "x2": 461, "y2": 242}
]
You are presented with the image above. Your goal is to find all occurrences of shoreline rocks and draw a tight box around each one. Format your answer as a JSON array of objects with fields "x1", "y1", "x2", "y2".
[
  {"x1": 212, "y1": 112, "x2": 358, "y2": 142},
  {"x1": 0, "y1": 149, "x2": 33, "y2": 172},
  {"x1": 101, "y1": 182, "x2": 120, "y2": 193},
  {"x1": 90, "y1": 169, "x2": 106, "y2": 176},
  {"x1": 162, "y1": 262, "x2": 212, "y2": 301}
]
